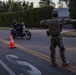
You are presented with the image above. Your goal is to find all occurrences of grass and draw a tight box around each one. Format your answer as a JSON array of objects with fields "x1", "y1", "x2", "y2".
[{"x1": 0, "y1": 27, "x2": 10, "y2": 30}]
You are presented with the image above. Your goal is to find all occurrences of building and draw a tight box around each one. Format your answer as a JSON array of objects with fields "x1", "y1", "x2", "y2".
[{"x1": 54, "y1": 8, "x2": 74, "y2": 29}]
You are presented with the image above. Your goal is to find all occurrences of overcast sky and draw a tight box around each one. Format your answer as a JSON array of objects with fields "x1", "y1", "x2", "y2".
[
  {"x1": 26, "y1": 0, "x2": 59, "y2": 7},
  {"x1": 1, "y1": 0, "x2": 59, "y2": 7}
]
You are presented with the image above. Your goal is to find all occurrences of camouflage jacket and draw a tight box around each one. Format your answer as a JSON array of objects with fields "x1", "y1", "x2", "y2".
[{"x1": 40, "y1": 18, "x2": 65, "y2": 36}]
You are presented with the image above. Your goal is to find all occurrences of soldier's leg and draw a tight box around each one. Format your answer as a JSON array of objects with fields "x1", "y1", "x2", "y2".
[
  {"x1": 59, "y1": 44, "x2": 66, "y2": 62},
  {"x1": 50, "y1": 37, "x2": 57, "y2": 67},
  {"x1": 57, "y1": 36, "x2": 69, "y2": 66},
  {"x1": 50, "y1": 45, "x2": 56, "y2": 63},
  {"x1": 57, "y1": 36, "x2": 66, "y2": 61}
]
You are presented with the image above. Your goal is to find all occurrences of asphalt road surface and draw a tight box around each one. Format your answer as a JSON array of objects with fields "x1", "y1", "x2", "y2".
[{"x1": 0, "y1": 29, "x2": 76, "y2": 75}]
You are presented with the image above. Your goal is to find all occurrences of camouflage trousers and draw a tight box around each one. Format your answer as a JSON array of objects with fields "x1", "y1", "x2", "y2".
[{"x1": 50, "y1": 35, "x2": 66, "y2": 63}]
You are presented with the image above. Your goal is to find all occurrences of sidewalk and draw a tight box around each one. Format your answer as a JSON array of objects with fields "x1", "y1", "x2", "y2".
[
  {"x1": 62, "y1": 29, "x2": 74, "y2": 33},
  {"x1": 61, "y1": 29, "x2": 76, "y2": 37}
]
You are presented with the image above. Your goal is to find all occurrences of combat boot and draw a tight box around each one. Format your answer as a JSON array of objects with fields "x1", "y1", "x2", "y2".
[
  {"x1": 62, "y1": 61, "x2": 69, "y2": 66},
  {"x1": 52, "y1": 62, "x2": 57, "y2": 67}
]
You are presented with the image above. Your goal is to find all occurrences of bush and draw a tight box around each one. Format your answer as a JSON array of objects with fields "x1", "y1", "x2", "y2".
[
  {"x1": 71, "y1": 21, "x2": 76, "y2": 29},
  {"x1": 0, "y1": 6, "x2": 53, "y2": 28}
]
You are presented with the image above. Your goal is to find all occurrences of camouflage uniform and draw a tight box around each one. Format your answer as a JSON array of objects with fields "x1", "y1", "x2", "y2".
[{"x1": 40, "y1": 18, "x2": 66, "y2": 64}]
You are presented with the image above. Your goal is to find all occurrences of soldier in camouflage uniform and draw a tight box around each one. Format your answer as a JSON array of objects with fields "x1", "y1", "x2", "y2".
[{"x1": 40, "y1": 11, "x2": 69, "y2": 67}]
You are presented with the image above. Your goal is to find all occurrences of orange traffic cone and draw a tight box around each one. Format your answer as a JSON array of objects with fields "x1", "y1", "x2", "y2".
[{"x1": 9, "y1": 34, "x2": 16, "y2": 49}]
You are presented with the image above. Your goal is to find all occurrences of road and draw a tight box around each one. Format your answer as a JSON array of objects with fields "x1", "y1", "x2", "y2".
[{"x1": 0, "y1": 29, "x2": 76, "y2": 75}]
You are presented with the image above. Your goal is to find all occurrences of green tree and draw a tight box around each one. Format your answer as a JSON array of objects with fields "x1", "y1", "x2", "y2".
[
  {"x1": 39, "y1": 0, "x2": 54, "y2": 7},
  {"x1": 68, "y1": 0, "x2": 76, "y2": 29},
  {"x1": 8, "y1": 0, "x2": 12, "y2": 5},
  {"x1": 22, "y1": 1, "x2": 28, "y2": 10},
  {"x1": 0, "y1": 1, "x2": 4, "y2": 13},
  {"x1": 69, "y1": 0, "x2": 76, "y2": 19},
  {"x1": 0, "y1": 8, "x2": 4, "y2": 13},
  {"x1": 28, "y1": 2, "x2": 34, "y2": 9},
  {"x1": 9, "y1": 2, "x2": 22, "y2": 12}
]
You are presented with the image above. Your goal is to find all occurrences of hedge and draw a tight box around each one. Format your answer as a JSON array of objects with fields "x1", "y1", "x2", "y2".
[{"x1": 0, "y1": 6, "x2": 53, "y2": 28}]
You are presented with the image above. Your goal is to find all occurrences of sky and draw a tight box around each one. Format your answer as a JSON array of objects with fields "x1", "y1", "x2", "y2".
[
  {"x1": 1, "y1": 0, "x2": 59, "y2": 7},
  {"x1": 25, "y1": 0, "x2": 59, "y2": 7}
]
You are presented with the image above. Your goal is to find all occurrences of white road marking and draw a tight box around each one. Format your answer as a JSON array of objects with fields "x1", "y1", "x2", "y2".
[
  {"x1": 6, "y1": 54, "x2": 18, "y2": 63},
  {"x1": 0, "y1": 60, "x2": 16, "y2": 75},
  {"x1": 17, "y1": 61, "x2": 41, "y2": 75},
  {"x1": 19, "y1": 74, "x2": 24, "y2": 75},
  {"x1": 6, "y1": 54, "x2": 42, "y2": 75}
]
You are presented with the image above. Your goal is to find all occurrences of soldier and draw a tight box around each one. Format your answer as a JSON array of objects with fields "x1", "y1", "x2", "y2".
[{"x1": 40, "y1": 11, "x2": 69, "y2": 67}]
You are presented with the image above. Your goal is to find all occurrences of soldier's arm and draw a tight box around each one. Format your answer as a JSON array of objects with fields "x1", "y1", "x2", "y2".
[
  {"x1": 67, "y1": 19, "x2": 76, "y2": 24},
  {"x1": 40, "y1": 20, "x2": 52, "y2": 26},
  {"x1": 60, "y1": 19, "x2": 68, "y2": 25},
  {"x1": 60, "y1": 19, "x2": 76, "y2": 25}
]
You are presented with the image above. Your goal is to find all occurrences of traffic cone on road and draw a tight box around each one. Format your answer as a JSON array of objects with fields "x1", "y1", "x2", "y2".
[{"x1": 9, "y1": 34, "x2": 16, "y2": 49}]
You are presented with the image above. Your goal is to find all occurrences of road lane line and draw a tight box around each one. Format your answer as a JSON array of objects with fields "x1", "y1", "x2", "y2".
[
  {"x1": 0, "y1": 39, "x2": 76, "y2": 74},
  {"x1": 0, "y1": 60, "x2": 16, "y2": 75},
  {"x1": 10, "y1": 43, "x2": 76, "y2": 71}
]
